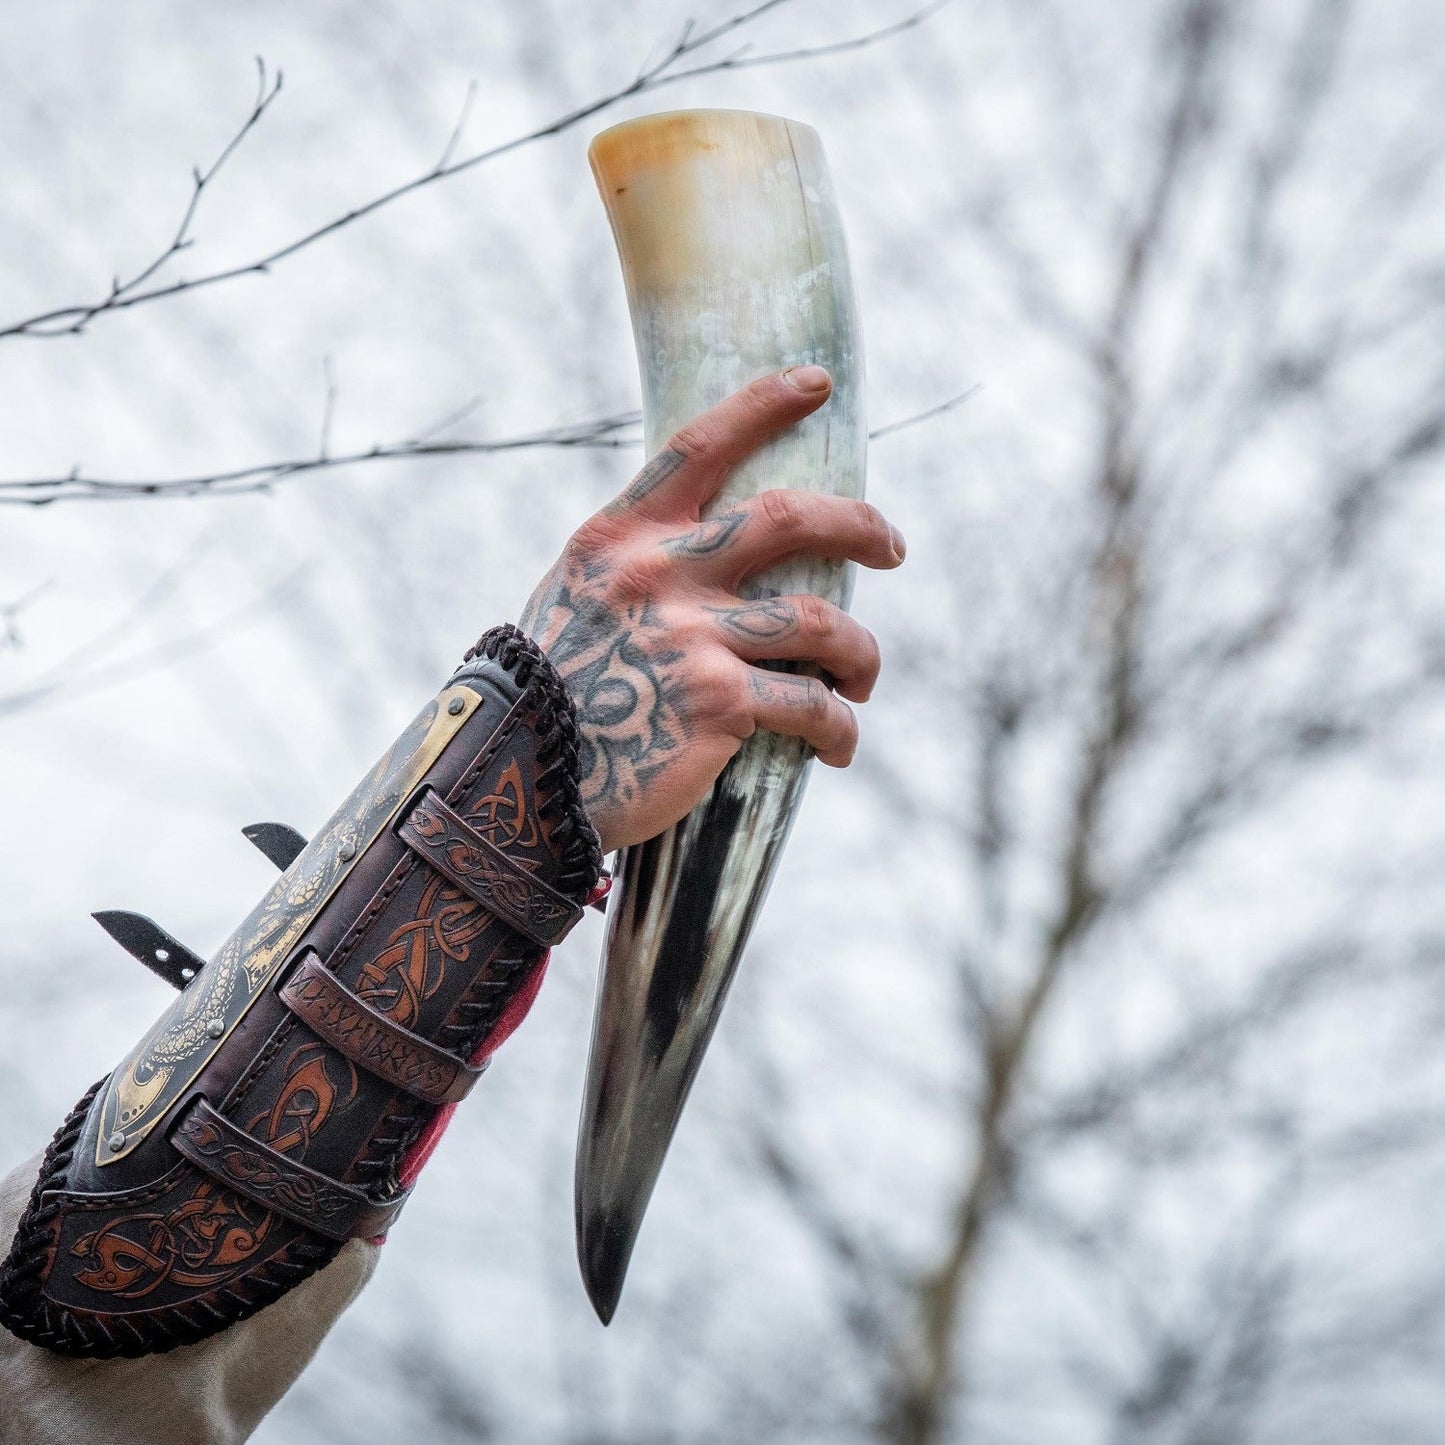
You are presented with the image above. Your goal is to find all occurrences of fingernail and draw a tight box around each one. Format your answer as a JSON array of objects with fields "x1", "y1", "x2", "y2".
[
  {"x1": 783, "y1": 365, "x2": 831, "y2": 393},
  {"x1": 888, "y1": 524, "x2": 907, "y2": 562}
]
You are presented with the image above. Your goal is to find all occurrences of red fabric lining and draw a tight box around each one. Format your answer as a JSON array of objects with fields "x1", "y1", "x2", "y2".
[
  {"x1": 386, "y1": 951, "x2": 551, "y2": 1211},
  {"x1": 369, "y1": 875, "x2": 611, "y2": 1241}
]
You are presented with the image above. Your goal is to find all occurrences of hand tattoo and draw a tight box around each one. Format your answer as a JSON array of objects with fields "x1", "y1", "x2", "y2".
[
  {"x1": 604, "y1": 450, "x2": 687, "y2": 517},
  {"x1": 663, "y1": 509, "x2": 748, "y2": 558},
  {"x1": 516, "y1": 390, "x2": 894, "y2": 849},
  {"x1": 520, "y1": 579, "x2": 687, "y2": 822},
  {"x1": 703, "y1": 598, "x2": 798, "y2": 643}
]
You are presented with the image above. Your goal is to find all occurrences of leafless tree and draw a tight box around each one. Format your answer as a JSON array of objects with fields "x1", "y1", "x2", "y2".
[
  {"x1": 5, "y1": 3, "x2": 1444, "y2": 1443},
  {"x1": 0, "y1": 0, "x2": 946, "y2": 505},
  {"x1": 716, "y1": 1, "x2": 1445, "y2": 1440}
]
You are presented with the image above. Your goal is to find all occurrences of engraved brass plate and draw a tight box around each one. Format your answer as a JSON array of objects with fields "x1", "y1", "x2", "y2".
[{"x1": 96, "y1": 685, "x2": 482, "y2": 1165}]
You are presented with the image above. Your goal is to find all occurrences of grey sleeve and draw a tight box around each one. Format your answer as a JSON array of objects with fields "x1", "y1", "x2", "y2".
[{"x1": 0, "y1": 1155, "x2": 379, "y2": 1445}]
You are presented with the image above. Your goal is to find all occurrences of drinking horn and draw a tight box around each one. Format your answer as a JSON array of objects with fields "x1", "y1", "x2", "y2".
[{"x1": 576, "y1": 110, "x2": 866, "y2": 1322}]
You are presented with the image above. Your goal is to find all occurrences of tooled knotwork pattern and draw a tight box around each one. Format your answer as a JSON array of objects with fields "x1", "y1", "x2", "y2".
[
  {"x1": 69, "y1": 1042, "x2": 358, "y2": 1301},
  {"x1": 70, "y1": 1185, "x2": 274, "y2": 1301},
  {"x1": 469, "y1": 757, "x2": 543, "y2": 853},
  {"x1": 405, "y1": 795, "x2": 577, "y2": 939},
  {"x1": 175, "y1": 1113, "x2": 355, "y2": 1226},
  {"x1": 356, "y1": 754, "x2": 548, "y2": 1025},
  {"x1": 354, "y1": 874, "x2": 490, "y2": 1028},
  {"x1": 243, "y1": 1040, "x2": 359, "y2": 1155}
]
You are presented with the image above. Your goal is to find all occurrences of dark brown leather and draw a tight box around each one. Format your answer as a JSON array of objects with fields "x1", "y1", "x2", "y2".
[
  {"x1": 0, "y1": 627, "x2": 602, "y2": 1358},
  {"x1": 171, "y1": 1098, "x2": 409, "y2": 1242},
  {"x1": 398, "y1": 786, "x2": 585, "y2": 947},
  {"x1": 279, "y1": 949, "x2": 485, "y2": 1106}
]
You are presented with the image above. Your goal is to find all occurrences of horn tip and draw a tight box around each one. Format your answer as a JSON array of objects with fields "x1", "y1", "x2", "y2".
[{"x1": 576, "y1": 1200, "x2": 637, "y2": 1326}]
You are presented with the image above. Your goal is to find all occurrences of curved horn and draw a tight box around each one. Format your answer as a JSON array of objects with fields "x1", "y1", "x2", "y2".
[{"x1": 576, "y1": 109, "x2": 866, "y2": 1322}]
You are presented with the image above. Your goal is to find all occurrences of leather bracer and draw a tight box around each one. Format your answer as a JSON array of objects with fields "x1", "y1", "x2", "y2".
[{"x1": 0, "y1": 627, "x2": 602, "y2": 1358}]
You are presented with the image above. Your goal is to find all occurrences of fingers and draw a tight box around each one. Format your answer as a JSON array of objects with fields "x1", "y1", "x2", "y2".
[
  {"x1": 744, "y1": 667, "x2": 858, "y2": 768},
  {"x1": 605, "y1": 367, "x2": 833, "y2": 523},
  {"x1": 666, "y1": 490, "x2": 905, "y2": 585},
  {"x1": 706, "y1": 596, "x2": 882, "y2": 703}
]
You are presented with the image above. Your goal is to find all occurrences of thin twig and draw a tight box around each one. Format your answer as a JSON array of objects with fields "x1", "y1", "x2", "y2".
[
  {"x1": 435, "y1": 79, "x2": 479, "y2": 173},
  {"x1": 869, "y1": 384, "x2": 981, "y2": 441},
  {"x1": 665, "y1": 0, "x2": 951, "y2": 83},
  {"x1": 4, "y1": 59, "x2": 284, "y2": 341},
  {"x1": 404, "y1": 391, "x2": 490, "y2": 447},
  {"x1": 0, "y1": 373, "x2": 979, "y2": 506},
  {"x1": 0, "y1": 1, "x2": 951, "y2": 342},
  {"x1": 0, "y1": 413, "x2": 643, "y2": 504}
]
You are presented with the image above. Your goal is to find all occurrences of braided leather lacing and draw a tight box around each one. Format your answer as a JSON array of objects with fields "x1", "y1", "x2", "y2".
[
  {"x1": 354, "y1": 625, "x2": 603, "y2": 1198},
  {"x1": 0, "y1": 1078, "x2": 340, "y2": 1357},
  {"x1": 0, "y1": 628, "x2": 602, "y2": 1357},
  {"x1": 458, "y1": 623, "x2": 603, "y2": 894}
]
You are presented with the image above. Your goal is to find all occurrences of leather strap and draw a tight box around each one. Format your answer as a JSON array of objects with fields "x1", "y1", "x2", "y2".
[
  {"x1": 398, "y1": 786, "x2": 584, "y2": 947},
  {"x1": 171, "y1": 1098, "x2": 409, "y2": 1243},
  {"x1": 279, "y1": 949, "x2": 486, "y2": 1106},
  {"x1": 0, "y1": 628, "x2": 604, "y2": 1360}
]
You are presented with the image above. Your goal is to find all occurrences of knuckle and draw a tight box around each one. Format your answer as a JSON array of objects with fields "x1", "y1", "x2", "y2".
[
  {"x1": 669, "y1": 418, "x2": 718, "y2": 462},
  {"x1": 564, "y1": 522, "x2": 662, "y2": 603},
  {"x1": 560, "y1": 537, "x2": 587, "y2": 574},
  {"x1": 745, "y1": 373, "x2": 791, "y2": 416},
  {"x1": 561, "y1": 522, "x2": 606, "y2": 570},
  {"x1": 692, "y1": 657, "x2": 743, "y2": 723},
  {"x1": 759, "y1": 487, "x2": 807, "y2": 534},
  {"x1": 803, "y1": 676, "x2": 832, "y2": 722},
  {"x1": 797, "y1": 593, "x2": 834, "y2": 642},
  {"x1": 610, "y1": 550, "x2": 659, "y2": 603}
]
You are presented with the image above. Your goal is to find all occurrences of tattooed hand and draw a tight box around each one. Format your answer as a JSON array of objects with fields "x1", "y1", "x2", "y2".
[{"x1": 519, "y1": 366, "x2": 904, "y2": 854}]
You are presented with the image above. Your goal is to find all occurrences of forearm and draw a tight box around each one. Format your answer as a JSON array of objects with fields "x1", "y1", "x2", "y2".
[
  {"x1": 0, "y1": 371, "x2": 898, "y2": 1437},
  {"x1": 0, "y1": 629, "x2": 598, "y2": 1430},
  {"x1": 0, "y1": 1154, "x2": 377, "y2": 1445}
]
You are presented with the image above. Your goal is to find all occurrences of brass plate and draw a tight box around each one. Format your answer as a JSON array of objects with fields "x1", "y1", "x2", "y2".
[{"x1": 96, "y1": 685, "x2": 482, "y2": 1166}]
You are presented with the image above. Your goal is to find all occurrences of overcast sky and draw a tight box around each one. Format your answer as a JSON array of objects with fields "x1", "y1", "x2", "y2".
[{"x1": 2, "y1": 3, "x2": 1443, "y2": 1441}]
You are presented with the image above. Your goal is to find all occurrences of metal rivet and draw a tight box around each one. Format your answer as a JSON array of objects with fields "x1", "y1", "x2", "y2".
[
  {"x1": 206, "y1": 1018, "x2": 225, "y2": 1039},
  {"x1": 448, "y1": 696, "x2": 466, "y2": 716},
  {"x1": 106, "y1": 1132, "x2": 126, "y2": 1153},
  {"x1": 155, "y1": 948, "x2": 170, "y2": 963},
  {"x1": 180, "y1": 967, "x2": 196, "y2": 982},
  {"x1": 338, "y1": 839, "x2": 356, "y2": 862}
]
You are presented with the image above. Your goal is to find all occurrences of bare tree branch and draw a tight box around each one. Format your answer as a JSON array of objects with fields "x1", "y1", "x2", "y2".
[
  {"x1": 1, "y1": 58, "x2": 284, "y2": 341},
  {"x1": 890, "y1": 8, "x2": 1239, "y2": 1438},
  {"x1": 868, "y1": 384, "x2": 980, "y2": 441},
  {"x1": 0, "y1": 385, "x2": 975, "y2": 505},
  {"x1": 0, "y1": 1, "x2": 951, "y2": 342},
  {"x1": 0, "y1": 413, "x2": 642, "y2": 504}
]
